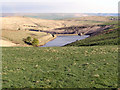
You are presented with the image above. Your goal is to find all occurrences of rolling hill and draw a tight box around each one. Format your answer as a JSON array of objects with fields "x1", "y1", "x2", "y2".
[
  {"x1": 1, "y1": 16, "x2": 117, "y2": 47},
  {"x1": 65, "y1": 22, "x2": 118, "y2": 46}
]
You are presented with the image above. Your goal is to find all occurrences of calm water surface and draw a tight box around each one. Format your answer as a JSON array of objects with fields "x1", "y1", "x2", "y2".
[{"x1": 41, "y1": 35, "x2": 89, "y2": 47}]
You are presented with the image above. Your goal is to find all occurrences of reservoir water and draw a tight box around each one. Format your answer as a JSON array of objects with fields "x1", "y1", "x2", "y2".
[{"x1": 41, "y1": 35, "x2": 89, "y2": 47}]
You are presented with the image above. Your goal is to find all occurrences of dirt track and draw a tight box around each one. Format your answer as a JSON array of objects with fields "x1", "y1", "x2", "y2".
[{"x1": 0, "y1": 39, "x2": 16, "y2": 47}]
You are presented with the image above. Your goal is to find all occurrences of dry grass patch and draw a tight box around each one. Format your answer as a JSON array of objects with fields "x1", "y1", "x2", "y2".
[{"x1": 2, "y1": 30, "x2": 53, "y2": 46}]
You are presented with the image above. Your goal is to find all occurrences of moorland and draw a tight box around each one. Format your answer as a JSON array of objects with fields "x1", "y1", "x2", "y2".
[{"x1": 1, "y1": 15, "x2": 119, "y2": 88}]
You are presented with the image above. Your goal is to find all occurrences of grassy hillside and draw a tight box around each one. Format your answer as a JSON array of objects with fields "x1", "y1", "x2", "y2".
[
  {"x1": 65, "y1": 24, "x2": 118, "y2": 46},
  {"x1": 2, "y1": 30, "x2": 54, "y2": 46},
  {"x1": 1, "y1": 16, "x2": 114, "y2": 47},
  {"x1": 1, "y1": 16, "x2": 111, "y2": 31},
  {"x1": 1, "y1": 16, "x2": 65, "y2": 30},
  {"x1": 2, "y1": 17, "x2": 118, "y2": 88},
  {"x1": 2, "y1": 46, "x2": 118, "y2": 88},
  {"x1": 64, "y1": 16, "x2": 110, "y2": 22}
]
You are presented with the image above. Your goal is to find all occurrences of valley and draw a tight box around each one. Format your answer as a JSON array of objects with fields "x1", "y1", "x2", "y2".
[{"x1": 1, "y1": 16, "x2": 116, "y2": 47}]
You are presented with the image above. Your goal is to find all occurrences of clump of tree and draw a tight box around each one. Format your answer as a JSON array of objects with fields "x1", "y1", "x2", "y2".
[
  {"x1": 25, "y1": 36, "x2": 32, "y2": 44},
  {"x1": 23, "y1": 36, "x2": 39, "y2": 47},
  {"x1": 23, "y1": 36, "x2": 32, "y2": 45},
  {"x1": 32, "y1": 38, "x2": 39, "y2": 47}
]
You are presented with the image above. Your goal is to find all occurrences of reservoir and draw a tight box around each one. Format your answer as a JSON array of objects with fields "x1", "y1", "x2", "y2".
[{"x1": 41, "y1": 35, "x2": 89, "y2": 47}]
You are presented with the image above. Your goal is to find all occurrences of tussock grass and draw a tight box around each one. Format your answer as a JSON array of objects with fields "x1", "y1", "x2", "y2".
[{"x1": 2, "y1": 46, "x2": 118, "y2": 88}]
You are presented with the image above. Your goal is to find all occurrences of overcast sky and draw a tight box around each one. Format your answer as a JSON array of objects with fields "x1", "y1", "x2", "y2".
[{"x1": 0, "y1": 0, "x2": 119, "y2": 13}]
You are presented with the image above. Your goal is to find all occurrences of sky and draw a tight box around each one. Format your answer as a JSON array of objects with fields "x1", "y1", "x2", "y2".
[{"x1": 0, "y1": 0, "x2": 119, "y2": 13}]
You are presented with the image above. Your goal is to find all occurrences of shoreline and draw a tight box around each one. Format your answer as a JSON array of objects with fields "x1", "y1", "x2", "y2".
[
  {"x1": 1, "y1": 34, "x2": 87, "y2": 47},
  {"x1": 39, "y1": 34, "x2": 90, "y2": 47},
  {"x1": 39, "y1": 34, "x2": 82, "y2": 47},
  {"x1": 38, "y1": 35, "x2": 57, "y2": 47},
  {"x1": 1, "y1": 32, "x2": 57, "y2": 47},
  {"x1": 56, "y1": 34, "x2": 78, "y2": 36}
]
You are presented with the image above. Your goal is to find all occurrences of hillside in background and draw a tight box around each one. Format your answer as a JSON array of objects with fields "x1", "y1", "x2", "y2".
[
  {"x1": 1, "y1": 15, "x2": 118, "y2": 46},
  {"x1": 65, "y1": 21, "x2": 118, "y2": 46},
  {"x1": 1, "y1": 13, "x2": 118, "y2": 20},
  {"x1": 1, "y1": 16, "x2": 114, "y2": 33}
]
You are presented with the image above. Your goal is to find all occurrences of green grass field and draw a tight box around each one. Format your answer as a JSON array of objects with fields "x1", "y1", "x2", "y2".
[{"x1": 2, "y1": 46, "x2": 118, "y2": 88}]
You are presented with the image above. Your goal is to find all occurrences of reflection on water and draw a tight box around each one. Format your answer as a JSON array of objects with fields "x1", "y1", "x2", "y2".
[{"x1": 41, "y1": 35, "x2": 89, "y2": 47}]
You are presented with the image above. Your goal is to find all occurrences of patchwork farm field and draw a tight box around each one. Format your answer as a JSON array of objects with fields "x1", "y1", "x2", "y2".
[{"x1": 2, "y1": 46, "x2": 118, "y2": 88}]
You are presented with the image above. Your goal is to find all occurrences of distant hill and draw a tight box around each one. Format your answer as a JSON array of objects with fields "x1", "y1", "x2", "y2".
[
  {"x1": 86, "y1": 13, "x2": 118, "y2": 16},
  {"x1": 1, "y1": 13, "x2": 87, "y2": 20},
  {"x1": 1, "y1": 13, "x2": 117, "y2": 20},
  {"x1": 1, "y1": 16, "x2": 114, "y2": 35},
  {"x1": 1, "y1": 16, "x2": 65, "y2": 30}
]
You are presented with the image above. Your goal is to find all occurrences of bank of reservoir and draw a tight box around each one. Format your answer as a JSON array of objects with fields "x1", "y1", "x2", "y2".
[{"x1": 41, "y1": 35, "x2": 89, "y2": 47}]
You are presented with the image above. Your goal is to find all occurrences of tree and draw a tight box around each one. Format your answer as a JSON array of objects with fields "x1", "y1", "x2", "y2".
[
  {"x1": 25, "y1": 36, "x2": 32, "y2": 43},
  {"x1": 32, "y1": 38, "x2": 39, "y2": 47}
]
